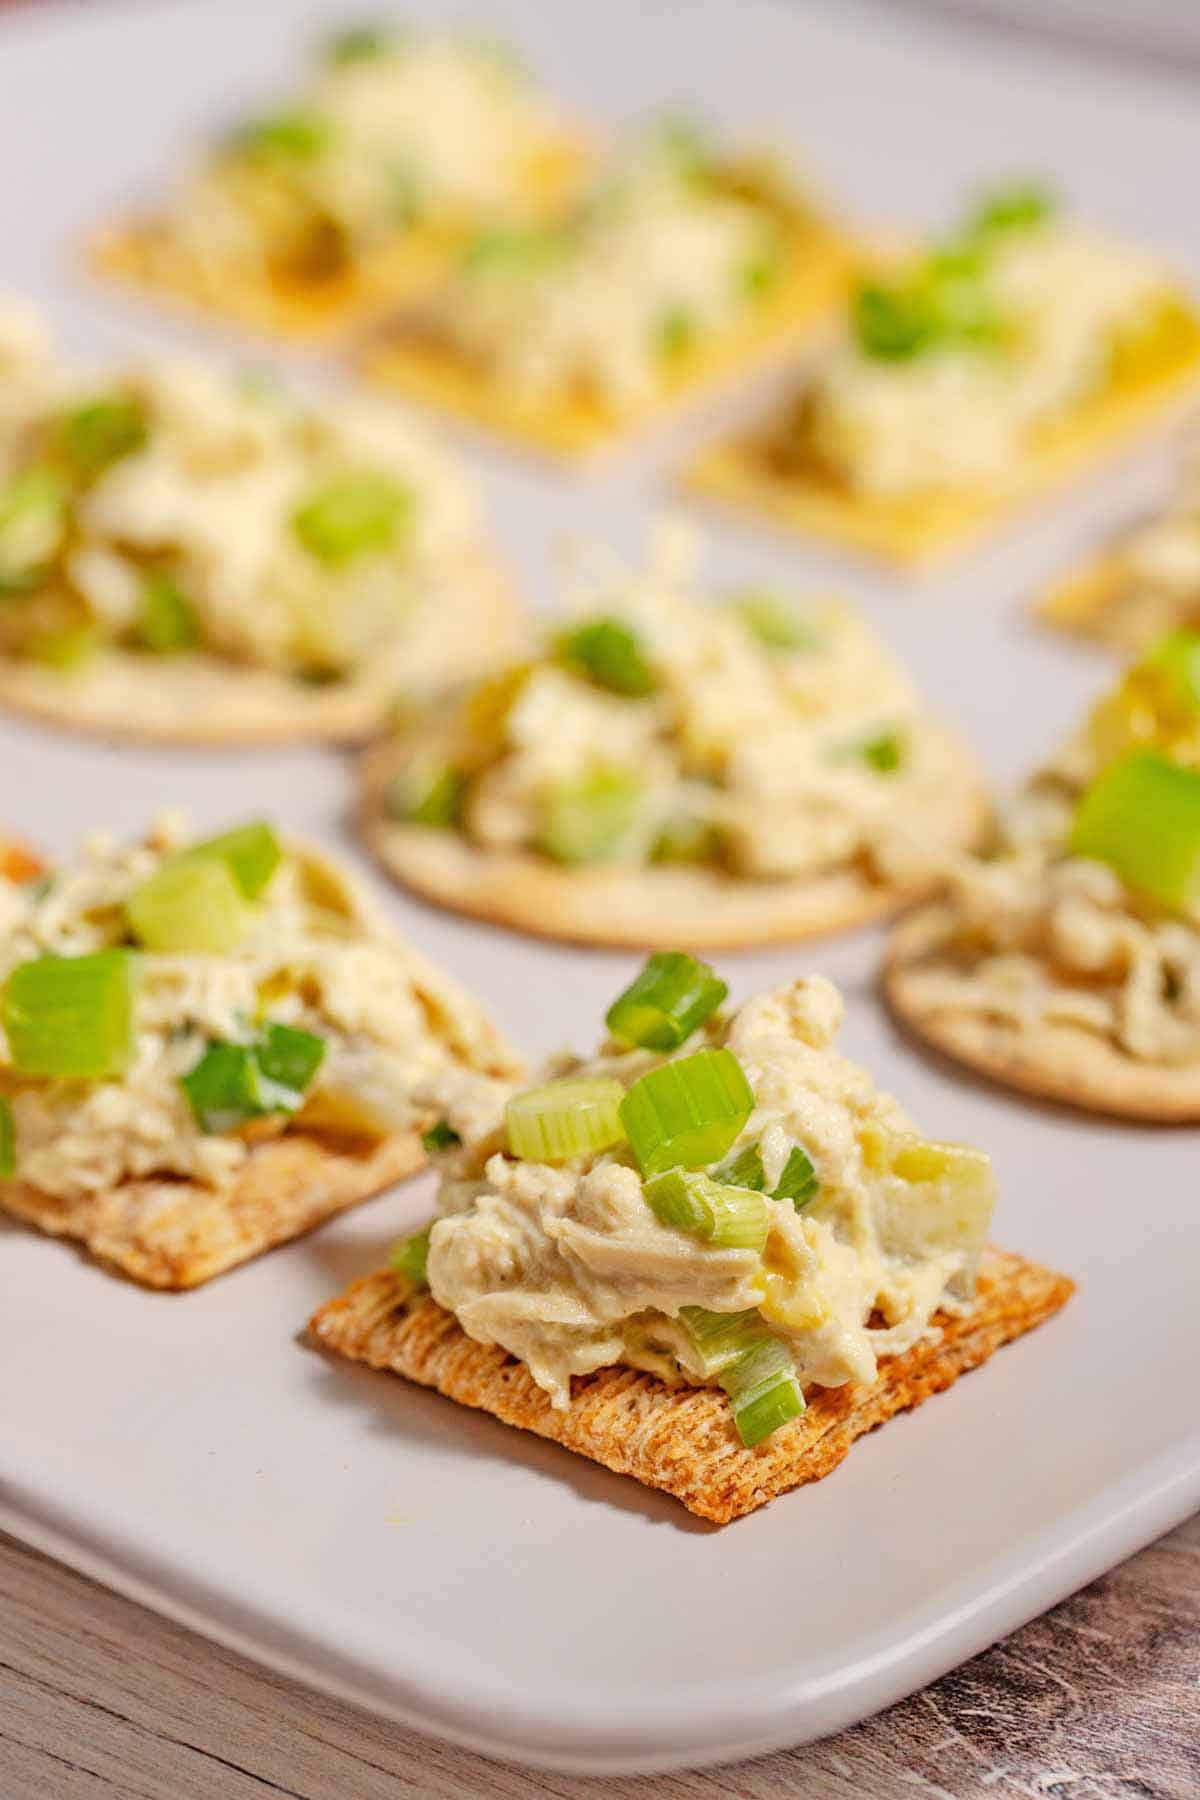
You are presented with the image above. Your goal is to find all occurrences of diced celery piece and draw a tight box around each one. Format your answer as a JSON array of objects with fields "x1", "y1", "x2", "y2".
[
  {"x1": 385, "y1": 760, "x2": 466, "y2": 828},
  {"x1": 678, "y1": 1306, "x2": 766, "y2": 1377},
  {"x1": 421, "y1": 1118, "x2": 461, "y2": 1154},
  {"x1": 558, "y1": 617, "x2": 656, "y2": 697},
  {"x1": 136, "y1": 571, "x2": 197, "y2": 653},
  {"x1": 2, "y1": 949, "x2": 138, "y2": 1079},
  {"x1": 125, "y1": 856, "x2": 250, "y2": 953},
  {"x1": 536, "y1": 767, "x2": 643, "y2": 865},
  {"x1": 606, "y1": 952, "x2": 727, "y2": 1052},
  {"x1": 506, "y1": 1076, "x2": 626, "y2": 1163},
  {"x1": 730, "y1": 591, "x2": 822, "y2": 654},
  {"x1": 620, "y1": 1047, "x2": 755, "y2": 1176},
  {"x1": 720, "y1": 1336, "x2": 804, "y2": 1447},
  {"x1": 292, "y1": 473, "x2": 412, "y2": 566},
  {"x1": 184, "y1": 822, "x2": 283, "y2": 899},
  {"x1": 236, "y1": 110, "x2": 334, "y2": 160},
  {"x1": 0, "y1": 466, "x2": 67, "y2": 588},
  {"x1": 1071, "y1": 750, "x2": 1200, "y2": 915},
  {"x1": 0, "y1": 1094, "x2": 14, "y2": 1177},
  {"x1": 644, "y1": 1168, "x2": 769, "y2": 1250},
  {"x1": 390, "y1": 1224, "x2": 432, "y2": 1286},
  {"x1": 59, "y1": 394, "x2": 147, "y2": 480},
  {"x1": 862, "y1": 1125, "x2": 994, "y2": 1300}
]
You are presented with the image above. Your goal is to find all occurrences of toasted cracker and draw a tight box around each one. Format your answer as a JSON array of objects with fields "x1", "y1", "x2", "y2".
[
  {"x1": 364, "y1": 228, "x2": 856, "y2": 458},
  {"x1": 1036, "y1": 545, "x2": 1200, "y2": 655},
  {"x1": 309, "y1": 1245, "x2": 1073, "y2": 1524},
  {"x1": 0, "y1": 548, "x2": 522, "y2": 746},
  {"x1": 885, "y1": 904, "x2": 1200, "y2": 1122},
  {"x1": 1, "y1": 1129, "x2": 426, "y2": 1290},
  {"x1": 687, "y1": 294, "x2": 1200, "y2": 568},
  {"x1": 358, "y1": 720, "x2": 989, "y2": 949}
]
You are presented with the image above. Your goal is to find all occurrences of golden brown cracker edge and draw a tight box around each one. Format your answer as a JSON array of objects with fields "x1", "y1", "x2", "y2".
[
  {"x1": 309, "y1": 1246, "x2": 1074, "y2": 1525},
  {"x1": 0, "y1": 1130, "x2": 427, "y2": 1289},
  {"x1": 885, "y1": 909, "x2": 1200, "y2": 1122},
  {"x1": 357, "y1": 721, "x2": 990, "y2": 950}
]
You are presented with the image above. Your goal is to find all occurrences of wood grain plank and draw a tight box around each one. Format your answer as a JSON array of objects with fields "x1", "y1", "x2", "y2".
[{"x1": 0, "y1": 1520, "x2": 1195, "y2": 1800}]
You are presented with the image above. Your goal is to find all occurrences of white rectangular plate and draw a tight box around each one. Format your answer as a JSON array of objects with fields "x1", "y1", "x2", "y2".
[{"x1": 0, "y1": 0, "x2": 1198, "y2": 1776}]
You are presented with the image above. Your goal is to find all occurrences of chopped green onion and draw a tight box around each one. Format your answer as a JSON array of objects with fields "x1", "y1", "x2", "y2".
[
  {"x1": 655, "y1": 305, "x2": 696, "y2": 359},
  {"x1": 605, "y1": 951, "x2": 727, "y2": 1052},
  {"x1": 536, "y1": 767, "x2": 643, "y2": 865},
  {"x1": 183, "y1": 821, "x2": 283, "y2": 899},
  {"x1": 180, "y1": 1021, "x2": 324, "y2": 1133},
  {"x1": 2, "y1": 949, "x2": 138, "y2": 1079},
  {"x1": 390, "y1": 1224, "x2": 432, "y2": 1286},
  {"x1": 854, "y1": 258, "x2": 1001, "y2": 363},
  {"x1": 125, "y1": 856, "x2": 250, "y2": 954},
  {"x1": 385, "y1": 760, "x2": 466, "y2": 828},
  {"x1": 506, "y1": 1076, "x2": 626, "y2": 1163},
  {"x1": 135, "y1": 571, "x2": 197, "y2": 654},
  {"x1": 644, "y1": 1168, "x2": 769, "y2": 1250},
  {"x1": 59, "y1": 394, "x2": 147, "y2": 480},
  {"x1": 293, "y1": 472, "x2": 412, "y2": 567},
  {"x1": 324, "y1": 21, "x2": 393, "y2": 64},
  {"x1": 235, "y1": 110, "x2": 333, "y2": 160},
  {"x1": 966, "y1": 181, "x2": 1055, "y2": 241},
  {"x1": 0, "y1": 1094, "x2": 14, "y2": 1178},
  {"x1": 1071, "y1": 749, "x2": 1200, "y2": 915},
  {"x1": 773, "y1": 1144, "x2": 818, "y2": 1207},
  {"x1": 678, "y1": 1306, "x2": 765, "y2": 1377},
  {"x1": 719, "y1": 1336, "x2": 804, "y2": 1447},
  {"x1": 558, "y1": 616, "x2": 656, "y2": 697},
  {"x1": 0, "y1": 466, "x2": 67, "y2": 588},
  {"x1": 854, "y1": 280, "x2": 938, "y2": 361},
  {"x1": 650, "y1": 813, "x2": 721, "y2": 865},
  {"x1": 738, "y1": 235, "x2": 783, "y2": 299},
  {"x1": 421, "y1": 1119, "x2": 461, "y2": 1154},
  {"x1": 620, "y1": 1047, "x2": 755, "y2": 1176},
  {"x1": 833, "y1": 728, "x2": 906, "y2": 774},
  {"x1": 729, "y1": 591, "x2": 822, "y2": 653},
  {"x1": 715, "y1": 1142, "x2": 766, "y2": 1190}
]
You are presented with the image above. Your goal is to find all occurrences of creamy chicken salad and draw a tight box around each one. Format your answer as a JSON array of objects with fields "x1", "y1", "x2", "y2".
[
  {"x1": 893, "y1": 631, "x2": 1200, "y2": 1066},
  {"x1": 165, "y1": 26, "x2": 582, "y2": 293},
  {"x1": 767, "y1": 183, "x2": 1188, "y2": 497},
  {"x1": 378, "y1": 527, "x2": 971, "y2": 888},
  {"x1": 405, "y1": 120, "x2": 823, "y2": 413},
  {"x1": 392, "y1": 960, "x2": 994, "y2": 1446},
  {"x1": 1057, "y1": 451, "x2": 1200, "y2": 653},
  {"x1": 0, "y1": 301, "x2": 482, "y2": 686},
  {"x1": 0, "y1": 813, "x2": 515, "y2": 1203}
]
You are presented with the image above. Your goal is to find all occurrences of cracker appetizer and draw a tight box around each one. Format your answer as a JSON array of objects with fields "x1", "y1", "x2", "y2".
[
  {"x1": 690, "y1": 182, "x2": 1200, "y2": 566},
  {"x1": 312, "y1": 958, "x2": 1072, "y2": 1523},
  {"x1": 359, "y1": 530, "x2": 987, "y2": 948},
  {"x1": 887, "y1": 630, "x2": 1200, "y2": 1119},
  {"x1": 90, "y1": 25, "x2": 587, "y2": 342},
  {"x1": 366, "y1": 119, "x2": 853, "y2": 455},
  {"x1": 0, "y1": 815, "x2": 519, "y2": 1287},
  {"x1": 0, "y1": 306, "x2": 519, "y2": 743},
  {"x1": 1040, "y1": 448, "x2": 1200, "y2": 653}
]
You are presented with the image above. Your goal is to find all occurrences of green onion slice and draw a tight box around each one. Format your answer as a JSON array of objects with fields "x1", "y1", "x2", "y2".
[
  {"x1": 677, "y1": 1306, "x2": 766, "y2": 1378},
  {"x1": 1071, "y1": 749, "x2": 1200, "y2": 915},
  {"x1": 966, "y1": 181, "x2": 1055, "y2": 242},
  {"x1": 125, "y1": 856, "x2": 250, "y2": 954},
  {"x1": 655, "y1": 305, "x2": 696, "y2": 359},
  {"x1": 235, "y1": 110, "x2": 334, "y2": 160},
  {"x1": 536, "y1": 767, "x2": 643, "y2": 865},
  {"x1": 183, "y1": 821, "x2": 283, "y2": 900},
  {"x1": 421, "y1": 1119, "x2": 461, "y2": 1154},
  {"x1": 730, "y1": 590, "x2": 822, "y2": 653},
  {"x1": 716, "y1": 1140, "x2": 818, "y2": 1209},
  {"x1": 255, "y1": 1021, "x2": 326, "y2": 1095},
  {"x1": 0, "y1": 1094, "x2": 14, "y2": 1178},
  {"x1": 135, "y1": 571, "x2": 197, "y2": 654},
  {"x1": 720, "y1": 1336, "x2": 804, "y2": 1447},
  {"x1": 390, "y1": 1224, "x2": 432, "y2": 1286},
  {"x1": 832, "y1": 727, "x2": 906, "y2": 774},
  {"x1": 644, "y1": 1168, "x2": 769, "y2": 1250},
  {"x1": 180, "y1": 1022, "x2": 325, "y2": 1134},
  {"x1": 385, "y1": 760, "x2": 466, "y2": 828},
  {"x1": 2, "y1": 949, "x2": 138, "y2": 1079},
  {"x1": 558, "y1": 617, "x2": 656, "y2": 697},
  {"x1": 605, "y1": 952, "x2": 727, "y2": 1052},
  {"x1": 620, "y1": 1047, "x2": 755, "y2": 1176},
  {"x1": 59, "y1": 394, "x2": 148, "y2": 480},
  {"x1": 506, "y1": 1076, "x2": 626, "y2": 1163},
  {"x1": 650, "y1": 813, "x2": 720, "y2": 866},
  {"x1": 292, "y1": 473, "x2": 412, "y2": 567}
]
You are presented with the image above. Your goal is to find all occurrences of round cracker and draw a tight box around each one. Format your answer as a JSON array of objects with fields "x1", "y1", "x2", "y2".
[
  {"x1": 884, "y1": 904, "x2": 1200, "y2": 1123},
  {"x1": 359, "y1": 721, "x2": 989, "y2": 950},
  {"x1": 0, "y1": 548, "x2": 522, "y2": 747}
]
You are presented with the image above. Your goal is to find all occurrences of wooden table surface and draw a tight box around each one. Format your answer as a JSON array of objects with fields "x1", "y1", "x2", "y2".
[{"x1": 2, "y1": 1514, "x2": 1195, "y2": 1799}]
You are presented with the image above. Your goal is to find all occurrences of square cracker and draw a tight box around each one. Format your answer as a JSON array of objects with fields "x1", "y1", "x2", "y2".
[
  {"x1": 364, "y1": 228, "x2": 857, "y2": 458},
  {"x1": 1, "y1": 1129, "x2": 425, "y2": 1290},
  {"x1": 309, "y1": 1244, "x2": 1073, "y2": 1524},
  {"x1": 687, "y1": 296, "x2": 1200, "y2": 568}
]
